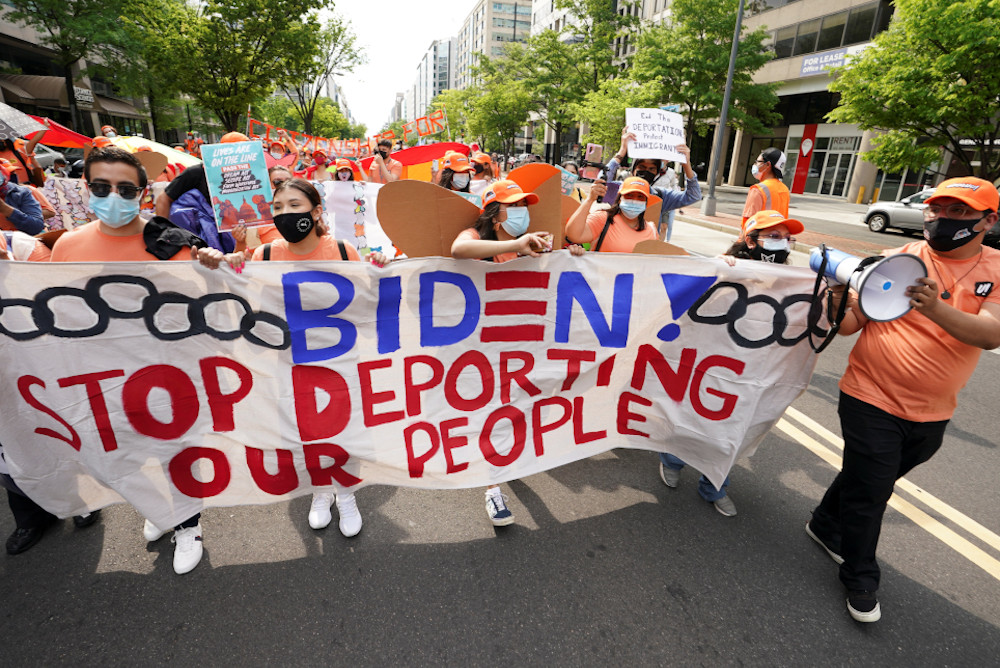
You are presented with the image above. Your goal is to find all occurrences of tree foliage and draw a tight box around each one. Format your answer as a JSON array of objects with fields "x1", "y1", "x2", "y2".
[
  {"x1": 573, "y1": 79, "x2": 659, "y2": 151},
  {"x1": 828, "y1": 0, "x2": 1000, "y2": 180},
  {"x1": 256, "y1": 95, "x2": 364, "y2": 139}
]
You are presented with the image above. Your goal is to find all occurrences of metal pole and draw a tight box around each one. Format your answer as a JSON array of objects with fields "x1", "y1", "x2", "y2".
[{"x1": 701, "y1": 0, "x2": 745, "y2": 217}]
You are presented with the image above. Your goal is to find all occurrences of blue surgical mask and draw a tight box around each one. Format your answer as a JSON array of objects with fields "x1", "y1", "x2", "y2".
[
  {"x1": 501, "y1": 207, "x2": 530, "y2": 237},
  {"x1": 619, "y1": 200, "x2": 647, "y2": 219},
  {"x1": 89, "y1": 192, "x2": 140, "y2": 228}
]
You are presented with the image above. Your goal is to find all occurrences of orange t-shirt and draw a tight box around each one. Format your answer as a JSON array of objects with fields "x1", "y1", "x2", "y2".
[
  {"x1": 584, "y1": 210, "x2": 657, "y2": 253},
  {"x1": 368, "y1": 158, "x2": 402, "y2": 184},
  {"x1": 250, "y1": 235, "x2": 361, "y2": 262},
  {"x1": 50, "y1": 222, "x2": 190, "y2": 262},
  {"x1": 0, "y1": 149, "x2": 30, "y2": 183},
  {"x1": 456, "y1": 228, "x2": 518, "y2": 263},
  {"x1": 256, "y1": 224, "x2": 283, "y2": 244},
  {"x1": 840, "y1": 241, "x2": 1000, "y2": 421}
]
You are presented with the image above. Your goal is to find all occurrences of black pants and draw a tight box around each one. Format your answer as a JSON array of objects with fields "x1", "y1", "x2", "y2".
[
  {"x1": 811, "y1": 392, "x2": 948, "y2": 592},
  {"x1": 5, "y1": 480, "x2": 58, "y2": 530}
]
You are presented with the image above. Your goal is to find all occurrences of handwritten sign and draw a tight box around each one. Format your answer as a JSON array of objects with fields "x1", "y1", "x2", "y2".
[
  {"x1": 626, "y1": 108, "x2": 687, "y2": 164},
  {"x1": 201, "y1": 141, "x2": 274, "y2": 232}
]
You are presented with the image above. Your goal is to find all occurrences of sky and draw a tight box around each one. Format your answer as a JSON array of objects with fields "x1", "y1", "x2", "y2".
[{"x1": 331, "y1": 0, "x2": 481, "y2": 135}]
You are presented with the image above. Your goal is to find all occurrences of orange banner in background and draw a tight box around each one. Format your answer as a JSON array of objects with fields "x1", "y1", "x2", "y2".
[{"x1": 249, "y1": 109, "x2": 449, "y2": 158}]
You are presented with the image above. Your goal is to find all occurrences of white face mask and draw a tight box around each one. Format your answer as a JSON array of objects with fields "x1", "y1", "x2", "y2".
[
  {"x1": 761, "y1": 238, "x2": 789, "y2": 252},
  {"x1": 751, "y1": 163, "x2": 761, "y2": 179},
  {"x1": 452, "y1": 173, "x2": 470, "y2": 189}
]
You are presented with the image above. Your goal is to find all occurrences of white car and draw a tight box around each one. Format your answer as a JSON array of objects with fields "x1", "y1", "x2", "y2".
[{"x1": 863, "y1": 187, "x2": 999, "y2": 247}]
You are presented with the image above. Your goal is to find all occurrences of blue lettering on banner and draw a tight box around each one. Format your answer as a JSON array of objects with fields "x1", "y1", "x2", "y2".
[
  {"x1": 657, "y1": 274, "x2": 719, "y2": 342},
  {"x1": 419, "y1": 271, "x2": 480, "y2": 347},
  {"x1": 554, "y1": 272, "x2": 633, "y2": 347},
  {"x1": 377, "y1": 275, "x2": 402, "y2": 354},
  {"x1": 283, "y1": 271, "x2": 357, "y2": 364},
  {"x1": 800, "y1": 47, "x2": 847, "y2": 76}
]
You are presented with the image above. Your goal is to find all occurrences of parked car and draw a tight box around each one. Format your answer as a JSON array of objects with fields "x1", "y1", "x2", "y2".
[
  {"x1": 863, "y1": 187, "x2": 1000, "y2": 247},
  {"x1": 33, "y1": 143, "x2": 66, "y2": 170}
]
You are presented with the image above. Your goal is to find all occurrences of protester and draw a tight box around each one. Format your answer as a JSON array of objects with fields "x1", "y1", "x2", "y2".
[
  {"x1": 605, "y1": 126, "x2": 700, "y2": 241},
  {"x1": 742, "y1": 147, "x2": 789, "y2": 233},
  {"x1": 564, "y1": 176, "x2": 661, "y2": 252},
  {"x1": 302, "y1": 149, "x2": 332, "y2": 181},
  {"x1": 368, "y1": 139, "x2": 402, "y2": 184},
  {"x1": 334, "y1": 158, "x2": 365, "y2": 182},
  {"x1": 0, "y1": 139, "x2": 32, "y2": 185},
  {"x1": 653, "y1": 163, "x2": 681, "y2": 239},
  {"x1": 807, "y1": 176, "x2": 1000, "y2": 623},
  {"x1": 452, "y1": 180, "x2": 585, "y2": 525},
  {"x1": 0, "y1": 161, "x2": 45, "y2": 235},
  {"x1": 469, "y1": 152, "x2": 496, "y2": 195},
  {"x1": 196, "y1": 178, "x2": 388, "y2": 538},
  {"x1": 49, "y1": 146, "x2": 209, "y2": 575},
  {"x1": 48, "y1": 157, "x2": 69, "y2": 177},
  {"x1": 560, "y1": 161, "x2": 586, "y2": 202},
  {"x1": 437, "y1": 152, "x2": 474, "y2": 193}
]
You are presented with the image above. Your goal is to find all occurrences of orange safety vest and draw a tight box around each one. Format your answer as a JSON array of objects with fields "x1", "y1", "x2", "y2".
[{"x1": 742, "y1": 178, "x2": 790, "y2": 228}]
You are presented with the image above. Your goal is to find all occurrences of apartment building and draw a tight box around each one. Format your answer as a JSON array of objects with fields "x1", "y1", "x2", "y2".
[
  {"x1": 454, "y1": 0, "x2": 532, "y2": 91},
  {"x1": 403, "y1": 38, "x2": 457, "y2": 122}
]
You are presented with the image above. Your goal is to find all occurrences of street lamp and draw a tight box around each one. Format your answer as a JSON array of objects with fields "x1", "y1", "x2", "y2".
[{"x1": 701, "y1": 0, "x2": 746, "y2": 217}]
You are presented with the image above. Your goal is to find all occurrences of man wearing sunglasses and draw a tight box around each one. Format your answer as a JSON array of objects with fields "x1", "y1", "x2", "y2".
[
  {"x1": 808, "y1": 176, "x2": 1000, "y2": 623},
  {"x1": 49, "y1": 146, "x2": 209, "y2": 575},
  {"x1": 0, "y1": 160, "x2": 45, "y2": 236}
]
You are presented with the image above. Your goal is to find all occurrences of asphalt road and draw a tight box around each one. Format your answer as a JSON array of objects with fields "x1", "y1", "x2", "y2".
[{"x1": 2, "y1": 215, "x2": 999, "y2": 665}]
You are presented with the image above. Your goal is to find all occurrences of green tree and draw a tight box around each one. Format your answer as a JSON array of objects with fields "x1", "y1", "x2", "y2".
[
  {"x1": 828, "y1": 0, "x2": 1000, "y2": 180},
  {"x1": 430, "y1": 88, "x2": 474, "y2": 141},
  {"x1": 573, "y1": 79, "x2": 659, "y2": 152},
  {"x1": 169, "y1": 0, "x2": 328, "y2": 131},
  {"x1": 630, "y1": 0, "x2": 779, "y2": 146},
  {"x1": 467, "y1": 82, "x2": 533, "y2": 157},
  {"x1": 281, "y1": 15, "x2": 365, "y2": 135},
  {"x1": 5, "y1": 0, "x2": 127, "y2": 132}
]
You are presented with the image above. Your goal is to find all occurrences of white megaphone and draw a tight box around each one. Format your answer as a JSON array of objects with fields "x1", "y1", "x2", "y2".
[{"x1": 809, "y1": 247, "x2": 927, "y2": 322}]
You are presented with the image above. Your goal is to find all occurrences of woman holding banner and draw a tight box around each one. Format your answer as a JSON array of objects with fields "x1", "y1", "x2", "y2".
[{"x1": 196, "y1": 178, "x2": 388, "y2": 538}]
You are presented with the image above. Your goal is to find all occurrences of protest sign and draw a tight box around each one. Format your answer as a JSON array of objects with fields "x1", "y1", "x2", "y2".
[
  {"x1": 201, "y1": 141, "x2": 274, "y2": 232},
  {"x1": 0, "y1": 255, "x2": 823, "y2": 528},
  {"x1": 315, "y1": 180, "x2": 396, "y2": 258},
  {"x1": 40, "y1": 176, "x2": 96, "y2": 230},
  {"x1": 557, "y1": 165, "x2": 579, "y2": 196},
  {"x1": 626, "y1": 108, "x2": 687, "y2": 164}
]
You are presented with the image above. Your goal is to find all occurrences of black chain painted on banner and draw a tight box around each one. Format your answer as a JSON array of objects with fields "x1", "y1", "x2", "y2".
[
  {"x1": 686, "y1": 281, "x2": 829, "y2": 349},
  {"x1": 0, "y1": 275, "x2": 290, "y2": 349}
]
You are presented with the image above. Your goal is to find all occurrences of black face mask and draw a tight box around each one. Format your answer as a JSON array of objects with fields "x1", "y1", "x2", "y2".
[
  {"x1": 636, "y1": 169, "x2": 657, "y2": 185},
  {"x1": 378, "y1": 150, "x2": 389, "y2": 160},
  {"x1": 923, "y1": 216, "x2": 984, "y2": 251},
  {"x1": 273, "y1": 212, "x2": 315, "y2": 243},
  {"x1": 749, "y1": 244, "x2": 789, "y2": 264}
]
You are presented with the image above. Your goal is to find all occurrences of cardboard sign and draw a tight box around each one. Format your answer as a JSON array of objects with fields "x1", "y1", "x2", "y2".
[
  {"x1": 0, "y1": 255, "x2": 822, "y2": 527},
  {"x1": 201, "y1": 141, "x2": 274, "y2": 232},
  {"x1": 506, "y1": 163, "x2": 565, "y2": 249},
  {"x1": 633, "y1": 240, "x2": 689, "y2": 256},
  {"x1": 626, "y1": 108, "x2": 687, "y2": 164},
  {"x1": 376, "y1": 180, "x2": 481, "y2": 257}
]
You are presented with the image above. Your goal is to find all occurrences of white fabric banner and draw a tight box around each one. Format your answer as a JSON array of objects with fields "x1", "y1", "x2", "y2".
[
  {"x1": 315, "y1": 181, "x2": 396, "y2": 257},
  {"x1": 0, "y1": 254, "x2": 822, "y2": 528}
]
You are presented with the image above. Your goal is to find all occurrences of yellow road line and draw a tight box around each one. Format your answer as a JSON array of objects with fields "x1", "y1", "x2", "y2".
[
  {"x1": 784, "y1": 406, "x2": 1000, "y2": 554},
  {"x1": 775, "y1": 418, "x2": 1000, "y2": 581}
]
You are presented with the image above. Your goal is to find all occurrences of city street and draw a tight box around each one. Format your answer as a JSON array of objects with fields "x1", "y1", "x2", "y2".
[{"x1": 2, "y1": 217, "x2": 998, "y2": 666}]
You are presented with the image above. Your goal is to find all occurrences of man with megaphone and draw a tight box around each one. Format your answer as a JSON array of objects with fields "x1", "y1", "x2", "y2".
[{"x1": 806, "y1": 176, "x2": 1000, "y2": 623}]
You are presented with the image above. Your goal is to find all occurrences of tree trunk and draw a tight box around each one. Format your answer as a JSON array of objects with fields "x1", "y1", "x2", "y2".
[
  {"x1": 218, "y1": 109, "x2": 240, "y2": 132},
  {"x1": 552, "y1": 121, "x2": 563, "y2": 165},
  {"x1": 62, "y1": 63, "x2": 82, "y2": 134},
  {"x1": 147, "y1": 85, "x2": 159, "y2": 142}
]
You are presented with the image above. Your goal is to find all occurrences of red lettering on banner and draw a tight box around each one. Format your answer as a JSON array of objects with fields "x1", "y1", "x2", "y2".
[
  {"x1": 440, "y1": 418, "x2": 471, "y2": 473},
  {"x1": 630, "y1": 344, "x2": 696, "y2": 402},
  {"x1": 404, "y1": 422, "x2": 439, "y2": 478},
  {"x1": 573, "y1": 396, "x2": 606, "y2": 444},
  {"x1": 358, "y1": 359, "x2": 404, "y2": 427},
  {"x1": 499, "y1": 351, "x2": 541, "y2": 404},
  {"x1": 58, "y1": 369, "x2": 126, "y2": 451},
  {"x1": 245, "y1": 447, "x2": 299, "y2": 495},
  {"x1": 169, "y1": 446, "x2": 231, "y2": 498},
  {"x1": 479, "y1": 406, "x2": 526, "y2": 467},
  {"x1": 548, "y1": 349, "x2": 597, "y2": 392},
  {"x1": 200, "y1": 357, "x2": 253, "y2": 432},
  {"x1": 303, "y1": 442, "x2": 362, "y2": 487},
  {"x1": 444, "y1": 351, "x2": 495, "y2": 411},
  {"x1": 16, "y1": 375, "x2": 82, "y2": 451},
  {"x1": 123, "y1": 365, "x2": 199, "y2": 440},
  {"x1": 690, "y1": 356, "x2": 745, "y2": 420},
  {"x1": 292, "y1": 365, "x2": 352, "y2": 441},
  {"x1": 427, "y1": 109, "x2": 447, "y2": 134},
  {"x1": 531, "y1": 397, "x2": 572, "y2": 456},
  {"x1": 404, "y1": 355, "x2": 445, "y2": 415},
  {"x1": 617, "y1": 392, "x2": 652, "y2": 438}
]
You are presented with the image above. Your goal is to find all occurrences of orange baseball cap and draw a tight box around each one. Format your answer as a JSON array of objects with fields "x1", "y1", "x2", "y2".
[
  {"x1": 220, "y1": 131, "x2": 250, "y2": 143},
  {"x1": 135, "y1": 145, "x2": 153, "y2": 152},
  {"x1": 0, "y1": 159, "x2": 12, "y2": 179},
  {"x1": 91, "y1": 136, "x2": 113, "y2": 149},
  {"x1": 443, "y1": 151, "x2": 475, "y2": 173},
  {"x1": 481, "y1": 180, "x2": 540, "y2": 210},
  {"x1": 744, "y1": 209, "x2": 804, "y2": 236},
  {"x1": 925, "y1": 176, "x2": 999, "y2": 212},
  {"x1": 334, "y1": 158, "x2": 353, "y2": 171},
  {"x1": 471, "y1": 152, "x2": 492, "y2": 165},
  {"x1": 619, "y1": 176, "x2": 662, "y2": 207}
]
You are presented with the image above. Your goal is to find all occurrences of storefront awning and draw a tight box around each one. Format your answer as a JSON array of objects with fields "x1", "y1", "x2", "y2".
[
  {"x1": 0, "y1": 78, "x2": 35, "y2": 102},
  {"x1": 0, "y1": 74, "x2": 101, "y2": 111},
  {"x1": 95, "y1": 95, "x2": 146, "y2": 119}
]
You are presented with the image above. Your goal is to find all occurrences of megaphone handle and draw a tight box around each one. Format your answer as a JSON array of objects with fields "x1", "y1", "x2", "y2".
[{"x1": 808, "y1": 243, "x2": 852, "y2": 354}]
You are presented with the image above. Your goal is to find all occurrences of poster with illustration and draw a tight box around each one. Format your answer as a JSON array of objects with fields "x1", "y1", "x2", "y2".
[{"x1": 201, "y1": 140, "x2": 274, "y2": 232}]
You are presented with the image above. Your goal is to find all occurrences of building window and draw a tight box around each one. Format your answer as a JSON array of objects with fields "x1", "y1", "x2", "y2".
[
  {"x1": 816, "y1": 11, "x2": 847, "y2": 51},
  {"x1": 792, "y1": 19, "x2": 820, "y2": 56},
  {"x1": 844, "y1": 3, "x2": 878, "y2": 44},
  {"x1": 769, "y1": 1, "x2": 893, "y2": 60},
  {"x1": 774, "y1": 26, "x2": 796, "y2": 59}
]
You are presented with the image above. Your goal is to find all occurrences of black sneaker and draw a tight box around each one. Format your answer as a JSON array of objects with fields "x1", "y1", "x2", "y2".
[
  {"x1": 805, "y1": 521, "x2": 844, "y2": 565},
  {"x1": 847, "y1": 590, "x2": 881, "y2": 623}
]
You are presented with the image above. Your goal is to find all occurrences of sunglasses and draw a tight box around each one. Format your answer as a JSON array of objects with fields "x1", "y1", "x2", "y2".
[{"x1": 90, "y1": 182, "x2": 143, "y2": 200}]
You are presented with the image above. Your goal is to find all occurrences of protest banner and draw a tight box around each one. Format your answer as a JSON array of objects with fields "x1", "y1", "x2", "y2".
[
  {"x1": 0, "y1": 254, "x2": 823, "y2": 529},
  {"x1": 626, "y1": 108, "x2": 687, "y2": 164},
  {"x1": 314, "y1": 180, "x2": 396, "y2": 257},
  {"x1": 201, "y1": 140, "x2": 274, "y2": 232},
  {"x1": 40, "y1": 176, "x2": 96, "y2": 230}
]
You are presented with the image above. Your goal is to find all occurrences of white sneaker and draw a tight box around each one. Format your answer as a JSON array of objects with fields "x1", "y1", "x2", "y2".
[
  {"x1": 143, "y1": 519, "x2": 166, "y2": 542},
  {"x1": 486, "y1": 488, "x2": 514, "y2": 526},
  {"x1": 172, "y1": 524, "x2": 203, "y2": 575},
  {"x1": 308, "y1": 493, "x2": 334, "y2": 530},
  {"x1": 336, "y1": 492, "x2": 363, "y2": 537}
]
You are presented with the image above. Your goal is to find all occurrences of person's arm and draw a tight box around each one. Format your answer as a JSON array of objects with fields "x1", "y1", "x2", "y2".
[
  {"x1": 565, "y1": 181, "x2": 607, "y2": 244},
  {"x1": 907, "y1": 278, "x2": 1000, "y2": 349},
  {"x1": 0, "y1": 188, "x2": 45, "y2": 234},
  {"x1": 451, "y1": 231, "x2": 551, "y2": 259},
  {"x1": 742, "y1": 187, "x2": 764, "y2": 222},
  {"x1": 611, "y1": 125, "x2": 634, "y2": 167},
  {"x1": 388, "y1": 160, "x2": 402, "y2": 182},
  {"x1": 24, "y1": 120, "x2": 48, "y2": 156},
  {"x1": 154, "y1": 190, "x2": 174, "y2": 218},
  {"x1": 827, "y1": 285, "x2": 869, "y2": 336}
]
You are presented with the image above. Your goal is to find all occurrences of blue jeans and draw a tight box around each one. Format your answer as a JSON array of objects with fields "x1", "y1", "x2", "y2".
[{"x1": 659, "y1": 453, "x2": 729, "y2": 502}]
